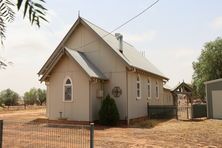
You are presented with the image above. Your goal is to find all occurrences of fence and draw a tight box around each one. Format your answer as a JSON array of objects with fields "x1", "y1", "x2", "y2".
[
  {"x1": 147, "y1": 105, "x2": 177, "y2": 119},
  {"x1": 0, "y1": 120, "x2": 94, "y2": 148},
  {"x1": 192, "y1": 104, "x2": 207, "y2": 118}
]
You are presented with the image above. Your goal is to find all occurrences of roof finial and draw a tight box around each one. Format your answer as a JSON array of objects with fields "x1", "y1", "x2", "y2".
[{"x1": 78, "y1": 10, "x2": 80, "y2": 18}]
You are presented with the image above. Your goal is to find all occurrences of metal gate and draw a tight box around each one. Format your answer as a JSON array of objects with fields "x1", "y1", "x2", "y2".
[{"x1": 177, "y1": 105, "x2": 192, "y2": 120}]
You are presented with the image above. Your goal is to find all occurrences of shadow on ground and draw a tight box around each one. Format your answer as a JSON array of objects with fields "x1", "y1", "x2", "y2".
[{"x1": 94, "y1": 118, "x2": 173, "y2": 130}]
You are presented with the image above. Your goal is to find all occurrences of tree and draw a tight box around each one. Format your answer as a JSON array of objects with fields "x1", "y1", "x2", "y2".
[
  {"x1": 99, "y1": 94, "x2": 120, "y2": 126},
  {"x1": 23, "y1": 88, "x2": 37, "y2": 105},
  {"x1": 0, "y1": 0, "x2": 48, "y2": 67},
  {"x1": 192, "y1": 37, "x2": 222, "y2": 99},
  {"x1": 36, "y1": 88, "x2": 46, "y2": 105},
  {"x1": 0, "y1": 0, "x2": 47, "y2": 42},
  {"x1": 0, "y1": 89, "x2": 20, "y2": 107}
]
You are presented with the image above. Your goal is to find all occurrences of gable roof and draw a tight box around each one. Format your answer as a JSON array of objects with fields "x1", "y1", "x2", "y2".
[
  {"x1": 40, "y1": 48, "x2": 107, "y2": 81},
  {"x1": 81, "y1": 18, "x2": 168, "y2": 80},
  {"x1": 38, "y1": 17, "x2": 168, "y2": 81},
  {"x1": 172, "y1": 82, "x2": 192, "y2": 93},
  {"x1": 65, "y1": 48, "x2": 107, "y2": 80}
]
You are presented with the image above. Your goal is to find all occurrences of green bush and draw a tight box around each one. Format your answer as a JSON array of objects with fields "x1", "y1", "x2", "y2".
[{"x1": 99, "y1": 94, "x2": 120, "y2": 126}]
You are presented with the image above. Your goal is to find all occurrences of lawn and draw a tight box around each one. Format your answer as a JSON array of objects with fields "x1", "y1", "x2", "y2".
[{"x1": 0, "y1": 108, "x2": 222, "y2": 147}]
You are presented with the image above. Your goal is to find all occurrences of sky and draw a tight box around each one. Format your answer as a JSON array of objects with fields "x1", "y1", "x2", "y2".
[{"x1": 0, "y1": 0, "x2": 222, "y2": 95}]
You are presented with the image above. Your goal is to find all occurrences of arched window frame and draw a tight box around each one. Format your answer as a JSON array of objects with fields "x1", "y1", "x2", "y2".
[
  {"x1": 155, "y1": 80, "x2": 159, "y2": 99},
  {"x1": 136, "y1": 74, "x2": 141, "y2": 100},
  {"x1": 63, "y1": 76, "x2": 73, "y2": 102},
  {"x1": 147, "y1": 77, "x2": 151, "y2": 99}
]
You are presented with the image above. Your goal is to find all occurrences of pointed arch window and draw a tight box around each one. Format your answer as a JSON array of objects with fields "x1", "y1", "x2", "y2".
[
  {"x1": 147, "y1": 78, "x2": 151, "y2": 99},
  {"x1": 63, "y1": 77, "x2": 73, "y2": 102},
  {"x1": 136, "y1": 74, "x2": 141, "y2": 99},
  {"x1": 155, "y1": 81, "x2": 159, "y2": 99}
]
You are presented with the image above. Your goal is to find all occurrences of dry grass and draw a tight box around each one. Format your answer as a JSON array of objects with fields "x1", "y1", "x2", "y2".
[
  {"x1": 130, "y1": 119, "x2": 168, "y2": 128},
  {"x1": 0, "y1": 105, "x2": 45, "y2": 114},
  {"x1": 0, "y1": 109, "x2": 222, "y2": 147}
]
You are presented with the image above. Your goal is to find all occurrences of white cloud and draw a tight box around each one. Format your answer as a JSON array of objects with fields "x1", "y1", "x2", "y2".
[
  {"x1": 123, "y1": 31, "x2": 157, "y2": 43},
  {"x1": 211, "y1": 16, "x2": 222, "y2": 30}
]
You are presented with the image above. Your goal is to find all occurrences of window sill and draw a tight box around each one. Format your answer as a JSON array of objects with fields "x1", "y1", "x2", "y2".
[
  {"x1": 136, "y1": 97, "x2": 141, "y2": 100},
  {"x1": 63, "y1": 100, "x2": 74, "y2": 103}
]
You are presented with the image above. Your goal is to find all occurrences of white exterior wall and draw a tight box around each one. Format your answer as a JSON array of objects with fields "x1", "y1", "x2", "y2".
[
  {"x1": 47, "y1": 55, "x2": 90, "y2": 121},
  {"x1": 65, "y1": 24, "x2": 127, "y2": 120}
]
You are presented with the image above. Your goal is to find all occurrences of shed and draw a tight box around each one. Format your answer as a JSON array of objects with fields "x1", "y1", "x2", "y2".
[{"x1": 205, "y1": 78, "x2": 222, "y2": 119}]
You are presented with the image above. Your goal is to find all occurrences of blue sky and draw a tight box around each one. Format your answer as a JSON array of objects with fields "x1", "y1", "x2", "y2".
[{"x1": 0, "y1": 0, "x2": 222, "y2": 95}]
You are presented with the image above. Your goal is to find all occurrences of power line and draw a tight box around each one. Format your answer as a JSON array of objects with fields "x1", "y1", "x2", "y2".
[
  {"x1": 109, "y1": 0, "x2": 159, "y2": 34},
  {"x1": 75, "y1": 0, "x2": 160, "y2": 51}
]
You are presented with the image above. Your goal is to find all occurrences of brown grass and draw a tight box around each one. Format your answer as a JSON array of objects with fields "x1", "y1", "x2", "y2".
[
  {"x1": 0, "y1": 109, "x2": 222, "y2": 147},
  {"x1": 0, "y1": 105, "x2": 45, "y2": 114},
  {"x1": 130, "y1": 119, "x2": 168, "y2": 128}
]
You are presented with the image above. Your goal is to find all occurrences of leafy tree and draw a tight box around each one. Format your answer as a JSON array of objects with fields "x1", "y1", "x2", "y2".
[
  {"x1": 99, "y1": 94, "x2": 120, "y2": 126},
  {"x1": 192, "y1": 37, "x2": 222, "y2": 99},
  {"x1": 36, "y1": 88, "x2": 46, "y2": 105},
  {"x1": 23, "y1": 88, "x2": 37, "y2": 105},
  {"x1": 0, "y1": 0, "x2": 47, "y2": 42},
  {"x1": 0, "y1": 0, "x2": 48, "y2": 67},
  {"x1": 0, "y1": 89, "x2": 20, "y2": 107}
]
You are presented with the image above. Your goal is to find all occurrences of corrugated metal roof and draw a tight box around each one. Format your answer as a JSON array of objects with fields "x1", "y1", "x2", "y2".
[
  {"x1": 163, "y1": 84, "x2": 172, "y2": 90},
  {"x1": 204, "y1": 78, "x2": 222, "y2": 85},
  {"x1": 81, "y1": 17, "x2": 168, "y2": 80},
  {"x1": 65, "y1": 47, "x2": 107, "y2": 80}
]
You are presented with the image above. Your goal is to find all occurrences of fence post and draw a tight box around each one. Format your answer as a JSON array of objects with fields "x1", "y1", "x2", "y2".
[
  {"x1": 90, "y1": 123, "x2": 94, "y2": 148},
  {"x1": 176, "y1": 106, "x2": 178, "y2": 120},
  {"x1": 0, "y1": 120, "x2": 3, "y2": 148}
]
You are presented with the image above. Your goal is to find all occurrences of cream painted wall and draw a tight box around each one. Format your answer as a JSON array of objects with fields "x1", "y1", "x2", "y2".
[
  {"x1": 47, "y1": 54, "x2": 90, "y2": 121},
  {"x1": 65, "y1": 23, "x2": 127, "y2": 120},
  {"x1": 90, "y1": 81, "x2": 103, "y2": 121},
  {"x1": 104, "y1": 72, "x2": 127, "y2": 120},
  {"x1": 163, "y1": 89, "x2": 174, "y2": 105},
  {"x1": 46, "y1": 22, "x2": 168, "y2": 122},
  {"x1": 128, "y1": 71, "x2": 165, "y2": 119}
]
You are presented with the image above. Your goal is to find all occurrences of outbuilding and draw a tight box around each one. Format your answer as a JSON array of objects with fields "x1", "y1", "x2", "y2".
[{"x1": 205, "y1": 78, "x2": 222, "y2": 119}]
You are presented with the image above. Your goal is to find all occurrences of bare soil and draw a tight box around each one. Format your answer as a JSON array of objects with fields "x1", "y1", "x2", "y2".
[{"x1": 0, "y1": 109, "x2": 222, "y2": 148}]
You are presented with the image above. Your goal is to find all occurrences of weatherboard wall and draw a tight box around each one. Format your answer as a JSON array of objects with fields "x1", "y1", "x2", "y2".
[
  {"x1": 47, "y1": 55, "x2": 90, "y2": 121},
  {"x1": 65, "y1": 23, "x2": 128, "y2": 120},
  {"x1": 127, "y1": 71, "x2": 165, "y2": 119}
]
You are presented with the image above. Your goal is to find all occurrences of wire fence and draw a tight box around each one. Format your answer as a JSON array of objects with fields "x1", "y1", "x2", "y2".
[{"x1": 0, "y1": 120, "x2": 94, "y2": 148}]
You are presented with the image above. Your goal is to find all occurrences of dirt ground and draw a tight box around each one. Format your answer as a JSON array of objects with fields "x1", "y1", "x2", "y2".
[{"x1": 0, "y1": 109, "x2": 222, "y2": 148}]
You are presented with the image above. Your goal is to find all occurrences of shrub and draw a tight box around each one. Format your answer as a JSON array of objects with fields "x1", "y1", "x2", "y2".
[{"x1": 99, "y1": 94, "x2": 120, "y2": 126}]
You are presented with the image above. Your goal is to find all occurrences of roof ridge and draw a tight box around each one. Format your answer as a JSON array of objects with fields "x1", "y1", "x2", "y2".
[{"x1": 80, "y1": 17, "x2": 134, "y2": 47}]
